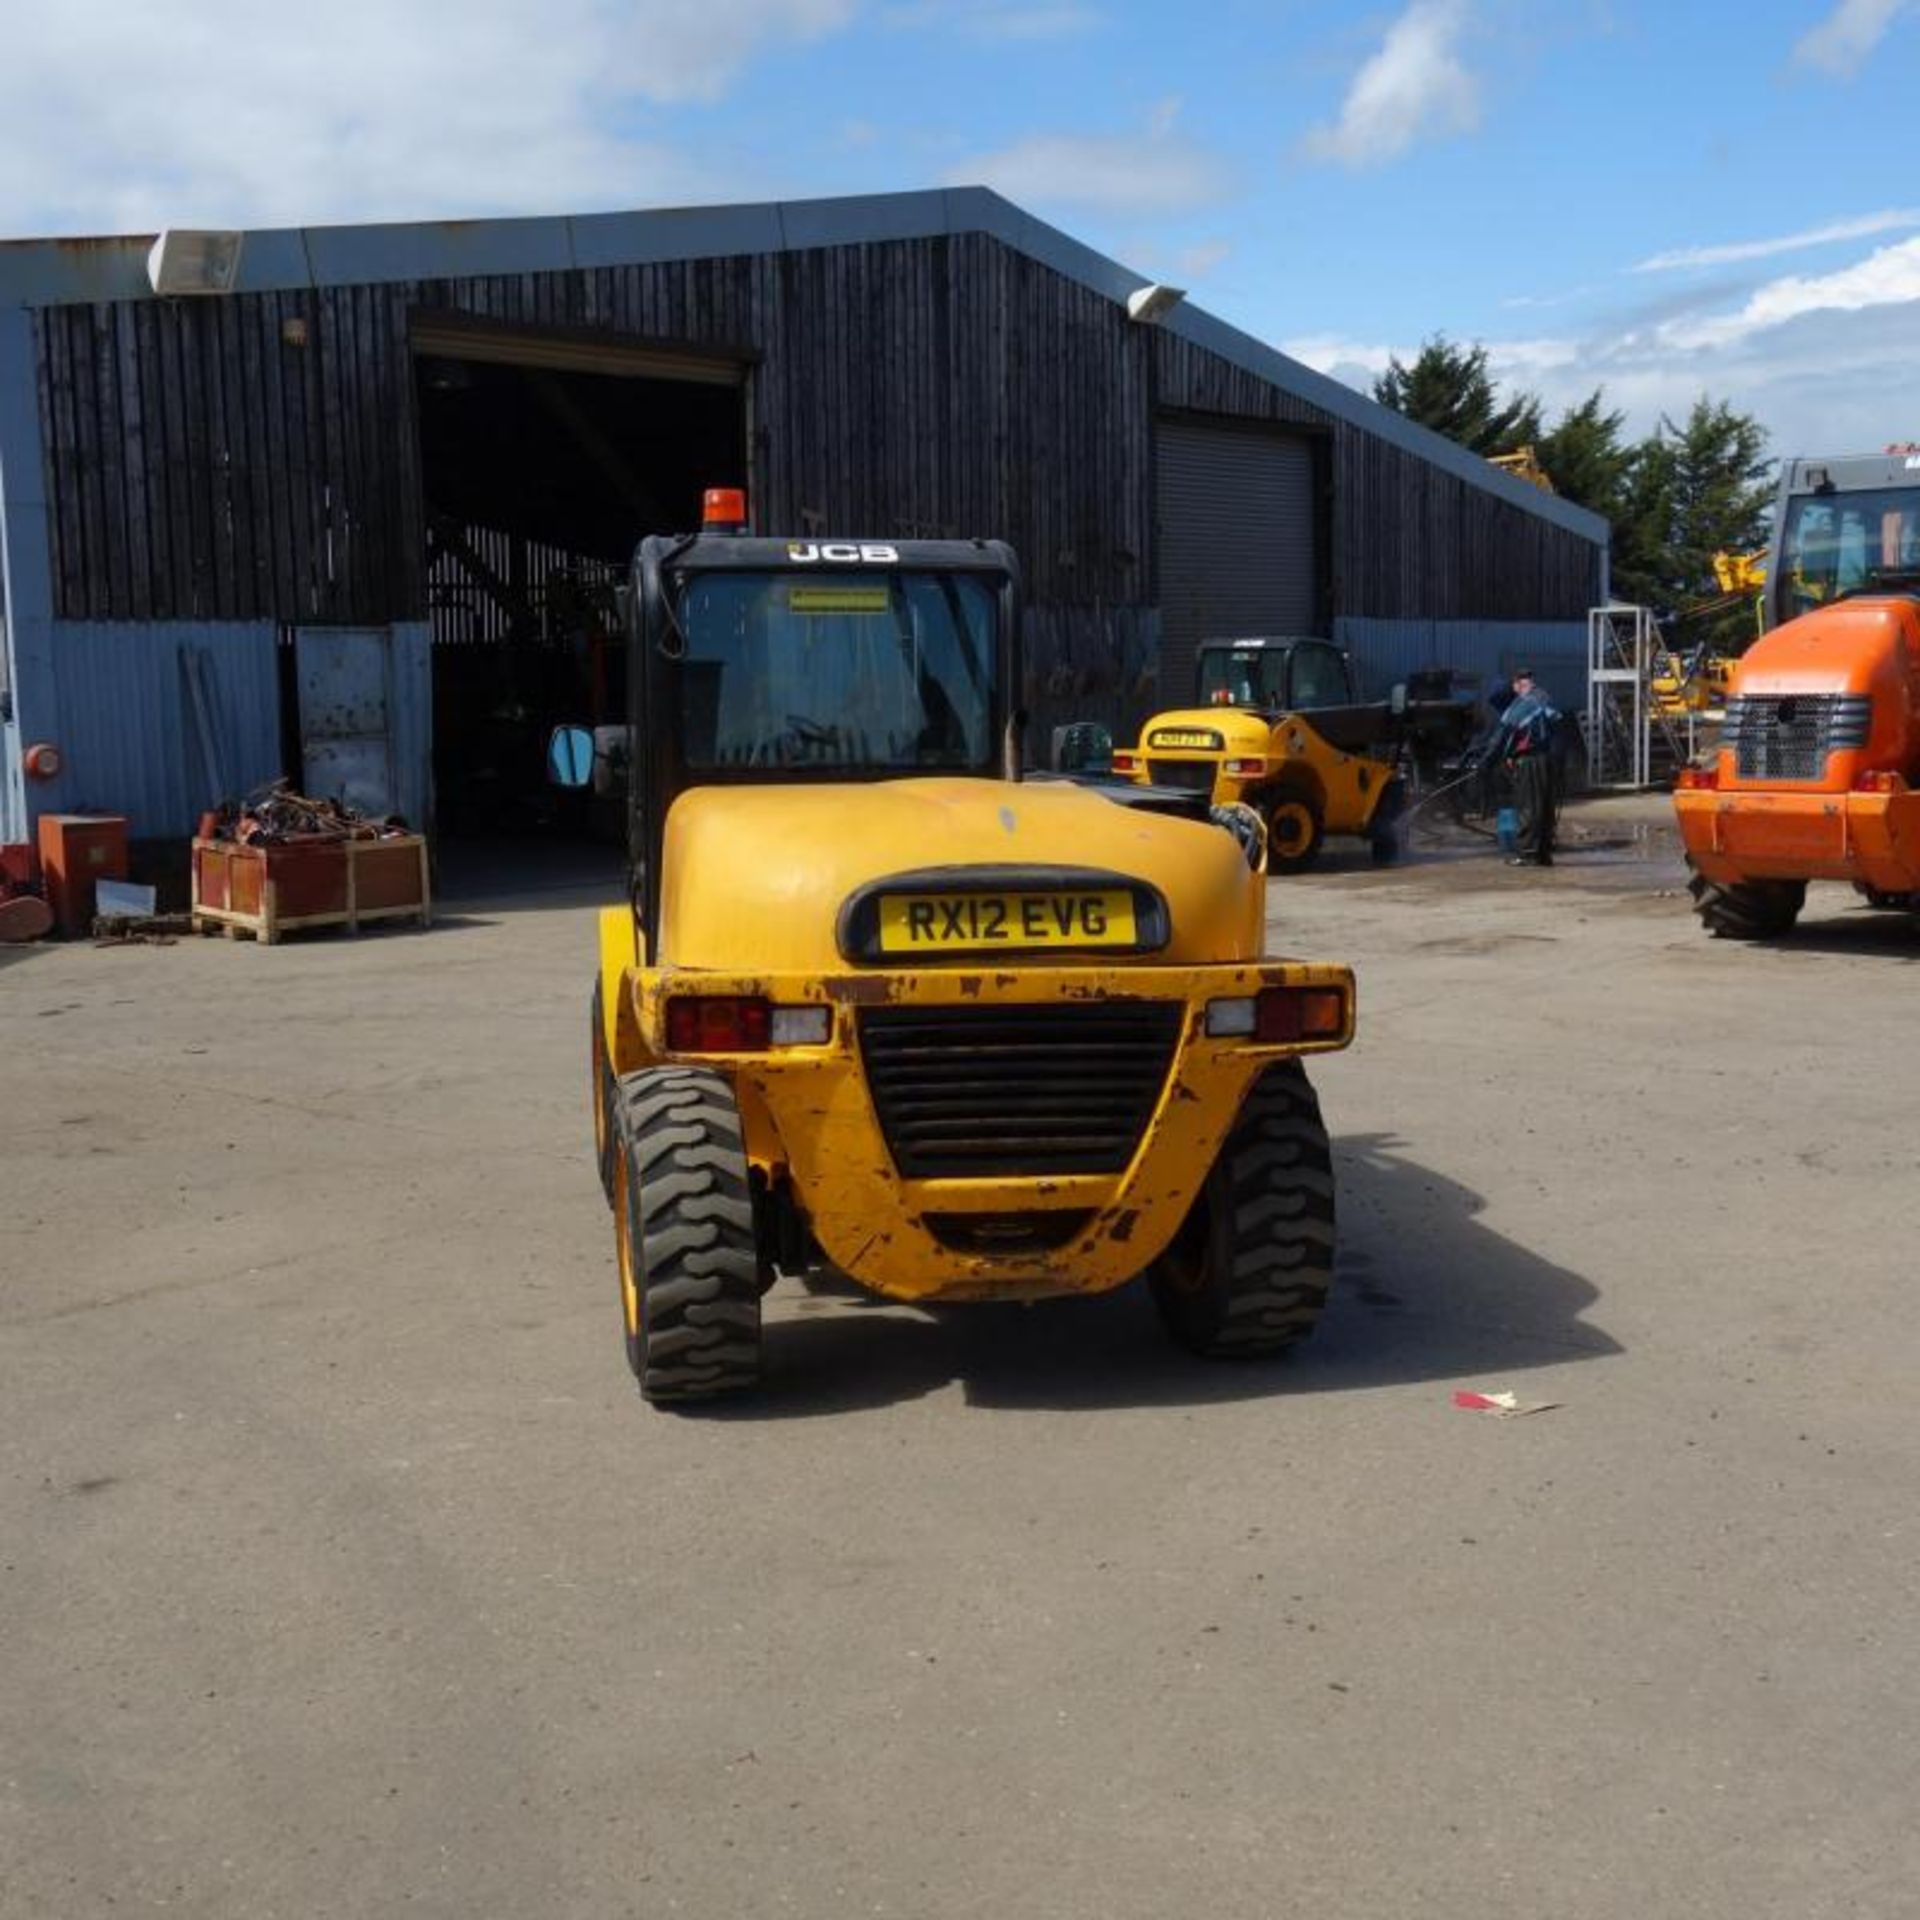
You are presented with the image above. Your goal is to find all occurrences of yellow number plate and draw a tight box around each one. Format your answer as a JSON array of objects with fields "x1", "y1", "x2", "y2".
[
  {"x1": 878, "y1": 890, "x2": 1137, "y2": 952},
  {"x1": 1148, "y1": 728, "x2": 1220, "y2": 750}
]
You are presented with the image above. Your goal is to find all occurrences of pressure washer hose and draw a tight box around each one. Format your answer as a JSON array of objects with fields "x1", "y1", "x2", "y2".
[{"x1": 1399, "y1": 767, "x2": 1501, "y2": 841}]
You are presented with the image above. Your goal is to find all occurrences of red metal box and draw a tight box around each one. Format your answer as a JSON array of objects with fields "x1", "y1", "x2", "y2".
[{"x1": 37, "y1": 814, "x2": 129, "y2": 937}]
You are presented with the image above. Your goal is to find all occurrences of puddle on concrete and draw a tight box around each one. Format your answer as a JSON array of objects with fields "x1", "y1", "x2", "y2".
[{"x1": 1561, "y1": 819, "x2": 1678, "y2": 862}]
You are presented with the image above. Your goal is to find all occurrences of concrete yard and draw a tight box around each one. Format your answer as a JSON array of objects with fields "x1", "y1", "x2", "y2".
[{"x1": 4, "y1": 802, "x2": 1917, "y2": 1919}]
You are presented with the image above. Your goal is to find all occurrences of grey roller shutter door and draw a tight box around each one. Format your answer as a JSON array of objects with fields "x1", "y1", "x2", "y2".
[{"x1": 1156, "y1": 420, "x2": 1318, "y2": 706}]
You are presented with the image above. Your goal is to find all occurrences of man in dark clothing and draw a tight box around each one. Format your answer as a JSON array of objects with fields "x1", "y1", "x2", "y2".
[{"x1": 1485, "y1": 671, "x2": 1561, "y2": 866}]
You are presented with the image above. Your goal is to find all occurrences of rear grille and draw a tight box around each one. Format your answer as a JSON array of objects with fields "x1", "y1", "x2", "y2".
[
  {"x1": 1147, "y1": 758, "x2": 1218, "y2": 792},
  {"x1": 1722, "y1": 693, "x2": 1870, "y2": 781},
  {"x1": 858, "y1": 1002, "x2": 1183, "y2": 1179}
]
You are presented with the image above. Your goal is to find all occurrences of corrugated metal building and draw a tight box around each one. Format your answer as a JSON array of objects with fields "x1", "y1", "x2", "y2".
[{"x1": 0, "y1": 187, "x2": 1606, "y2": 848}]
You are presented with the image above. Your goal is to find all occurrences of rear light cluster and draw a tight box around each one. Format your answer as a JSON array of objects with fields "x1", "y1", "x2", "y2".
[
  {"x1": 1110, "y1": 750, "x2": 1140, "y2": 776},
  {"x1": 1675, "y1": 764, "x2": 1719, "y2": 790},
  {"x1": 1854, "y1": 770, "x2": 1908, "y2": 794},
  {"x1": 665, "y1": 997, "x2": 831, "y2": 1052},
  {"x1": 1224, "y1": 757, "x2": 1267, "y2": 777},
  {"x1": 1205, "y1": 986, "x2": 1348, "y2": 1044}
]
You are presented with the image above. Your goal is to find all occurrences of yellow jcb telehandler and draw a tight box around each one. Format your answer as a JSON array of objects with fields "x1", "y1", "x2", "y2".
[
  {"x1": 1112, "y1": 635, "x2": 1405, "y2": 871},
  {"x1": 548, "y1": 490, "x2": 1357, "y2": 1403}
]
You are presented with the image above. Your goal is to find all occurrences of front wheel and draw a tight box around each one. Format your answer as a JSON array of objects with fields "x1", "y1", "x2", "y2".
[
  {"x1": 1148, "y1": 1061, "x2": 1336, "y2": 1358},
  {"x1": 611, "y1": 1067, "x2": 766, "y2": 1403},
  {"x1": 1266, "y1": 794, "x2": 1325, "y2": 875},
  {"x1": 1688, "y1": 867, "x2": 1806, "y2": 940}
]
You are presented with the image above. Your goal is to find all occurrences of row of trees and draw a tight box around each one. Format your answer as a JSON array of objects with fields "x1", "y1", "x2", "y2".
[{"x1": 1371, "y1": 339, "x2": 1775, "y2": 644}]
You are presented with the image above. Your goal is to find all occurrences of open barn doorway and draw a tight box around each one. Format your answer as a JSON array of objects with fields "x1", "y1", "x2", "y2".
[{"x1": 411, "y1": 319, "x2": 749, "y2": 873}]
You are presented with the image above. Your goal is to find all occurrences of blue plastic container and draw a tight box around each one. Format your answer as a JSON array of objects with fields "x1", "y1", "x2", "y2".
[{"x1": 1495, "y1": 806, "x2": 1519, "y2": 853}]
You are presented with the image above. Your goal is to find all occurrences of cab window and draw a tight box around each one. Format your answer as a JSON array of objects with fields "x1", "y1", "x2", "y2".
[
  {"x1": 674, "y1": 570, "x2": 996, "y2": 772},
  {"x1": 1287, "y1": 645, "x2": 1350, "y2": 709},
  {"x1": 1780, "y1": 489, "x2": 1920, "y2": 617},
  {"x1": 1198, "y1": 648, "x2": 1289, "y2": 709}
]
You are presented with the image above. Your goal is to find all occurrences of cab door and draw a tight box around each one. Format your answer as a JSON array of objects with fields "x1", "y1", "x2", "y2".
[{"x1": 1286, "y1": 642, "x2": 1352, "y2": 711}]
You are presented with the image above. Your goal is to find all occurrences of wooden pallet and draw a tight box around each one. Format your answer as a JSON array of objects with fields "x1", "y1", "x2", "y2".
[{"x1": 191, "y1": 835, "x2": 430, "y2": 944}]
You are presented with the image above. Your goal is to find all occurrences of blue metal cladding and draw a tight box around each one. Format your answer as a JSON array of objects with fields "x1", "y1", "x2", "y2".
[
  {"x1": 0, "y1": 716, "x2": 21, "y2": 843},
  {"x1": 47, "y1": 622, "x2": 282, "y2": 835},
  {"x1": 32, "y1": 618, "x2": 432, "y2": 841},
  {"x1": 0, "y1": 302, "x2": 53, "y2": 844},
  {"x1": 1337, "y1": 618, "x2": 1589, "y2": 711}
]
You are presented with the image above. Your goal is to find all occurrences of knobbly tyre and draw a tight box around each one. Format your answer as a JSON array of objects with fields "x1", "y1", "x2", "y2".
[{"x1": 551, "y1": 489, "x2": 1356, "y2": 1404}]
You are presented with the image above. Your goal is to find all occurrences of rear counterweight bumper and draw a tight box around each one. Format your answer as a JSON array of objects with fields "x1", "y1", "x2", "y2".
[
  {"x1": 1675, "y1": 788, "x2": 1920, "y2": 892},
  {"x1": 617, "y1": 960, "x2": 1354, "y2": 1303}
]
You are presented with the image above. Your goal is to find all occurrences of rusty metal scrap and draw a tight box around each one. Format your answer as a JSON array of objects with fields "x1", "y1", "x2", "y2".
[{"x1": 206, "y1": 781, "x2": 411, "y2": 847}]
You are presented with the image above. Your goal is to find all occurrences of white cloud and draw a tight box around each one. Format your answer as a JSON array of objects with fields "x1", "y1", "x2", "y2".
[
  {"x1": 947, "y1": 102, "x2": 1231, "y2": 215},
  {"x1": 1634, "y1": 208, "x2": 1920, "y2": 273},
  {"x1": 1302, "y1": 0, "x2": 1481, "y2": 170},
  {"x1": 1794, "y1": 0, "x2": 1911, "y2": 75},
  {"x1": 1281, "y1": 236, "x2": 1920, "y2": 459},
  {"x1": 1283, "y1": 329, "x2": 1581, "y2": 392},
  {"x1": 1655, "y1": 235, "x2": 1920, "y2": 351},
  {"x1": 1279, "y1": 333, "x2": 1402, "y2": 382},
  {"x1": 0, "y1": 0, "x2": 855, "y2": 234}
]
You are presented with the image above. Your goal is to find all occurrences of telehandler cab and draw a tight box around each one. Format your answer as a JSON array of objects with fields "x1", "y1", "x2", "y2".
[{"x1": 552, "y1": 490, "x2": 1355, "y2": 1403}]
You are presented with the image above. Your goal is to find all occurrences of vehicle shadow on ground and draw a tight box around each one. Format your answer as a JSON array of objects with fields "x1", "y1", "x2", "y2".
[
  {"x1": 700, "y1": 1131, "x2": 1618, "y2": 1420},
  {"x1": 1767, "y1": 913, "x2": 1920, "y2": 961},
  {"x1": 430, "y1": 885, "x2": 620, "y2": 923},
  {"x1": 433, "y1": 838, "x2": 624, "y2": 920}
]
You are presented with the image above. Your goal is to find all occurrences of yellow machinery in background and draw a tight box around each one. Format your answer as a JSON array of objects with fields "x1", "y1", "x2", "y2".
[
  {"x1": 1651, "y1": 548, "x2": 1768, "y2": 716},
  {"x1": 1112, "y1": 635, "x2": 1405, "y2": 872},
  {"x1": 1488, "y1": 446, "x2": 1557, "y2": 493}
]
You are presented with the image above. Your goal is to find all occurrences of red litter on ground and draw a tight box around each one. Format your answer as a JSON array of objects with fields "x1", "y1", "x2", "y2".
[{"x1": 1453, "y1": 1389, "x2": 1560, "y2": 1418}]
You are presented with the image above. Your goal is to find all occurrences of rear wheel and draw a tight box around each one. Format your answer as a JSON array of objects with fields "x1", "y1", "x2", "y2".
[
  {"x1": 1687, "y1": 867, "x2": 1806, "y2": 939},
  {"x1": 611, "y1": 1067, "x2": 765, "y2": 1403},
  {"x1": 1149, "y1": 1061, "x2": 1335, "y2": 1359},
  {"x1": 1266, "y1": 794, "x2": 1324, "y2": 875},
  {"x1": 1855, "y1": 884, "x2": 1917, "y2": 911}
]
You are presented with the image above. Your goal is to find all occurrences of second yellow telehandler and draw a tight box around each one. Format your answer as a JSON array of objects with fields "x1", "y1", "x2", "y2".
[{"x1": 1113, "y1": 635, "x2": 1405, "y2": 871}]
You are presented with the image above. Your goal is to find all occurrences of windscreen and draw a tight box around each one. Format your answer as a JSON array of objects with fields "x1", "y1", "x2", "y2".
[
  {"x1": 1778, "y1": 487, "x2": 1920, "y2": 619},
  {"x1": 674, "y1": 570, "x2": 998, "y2": 772},
  {"x1": 1197, "y1": 646, "x2": 1289, "y2": 709}
]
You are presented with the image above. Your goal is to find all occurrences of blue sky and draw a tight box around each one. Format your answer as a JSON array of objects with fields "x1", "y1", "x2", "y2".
[{"x1": 4, "y1": 0, "x2": 1917, "y2": 455}]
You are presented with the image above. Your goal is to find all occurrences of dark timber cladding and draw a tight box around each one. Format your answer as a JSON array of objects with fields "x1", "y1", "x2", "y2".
[{"x1": 32, "y1": 226, "x2": 1602, "y2": 704}]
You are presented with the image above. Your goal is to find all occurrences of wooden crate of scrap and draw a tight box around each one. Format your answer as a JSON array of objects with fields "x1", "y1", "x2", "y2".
[{"x1": 191, "y1": 835, "x2": 431, "y2": 943}]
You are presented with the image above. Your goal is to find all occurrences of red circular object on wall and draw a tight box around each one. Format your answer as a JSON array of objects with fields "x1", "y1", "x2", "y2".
[{"x1": 23, "y1": 741, "x2": 62, "y2": 781}]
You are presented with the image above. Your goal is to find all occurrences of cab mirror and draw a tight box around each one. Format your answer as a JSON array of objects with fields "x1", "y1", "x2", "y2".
[{"x1": 547, "y1": 725, "x2": 595, "y2": 789}]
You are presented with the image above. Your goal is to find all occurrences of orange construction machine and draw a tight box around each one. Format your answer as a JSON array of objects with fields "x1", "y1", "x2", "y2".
[{"x1": 1674, "y1": 450, "x2": 1920, "y2": 935}]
